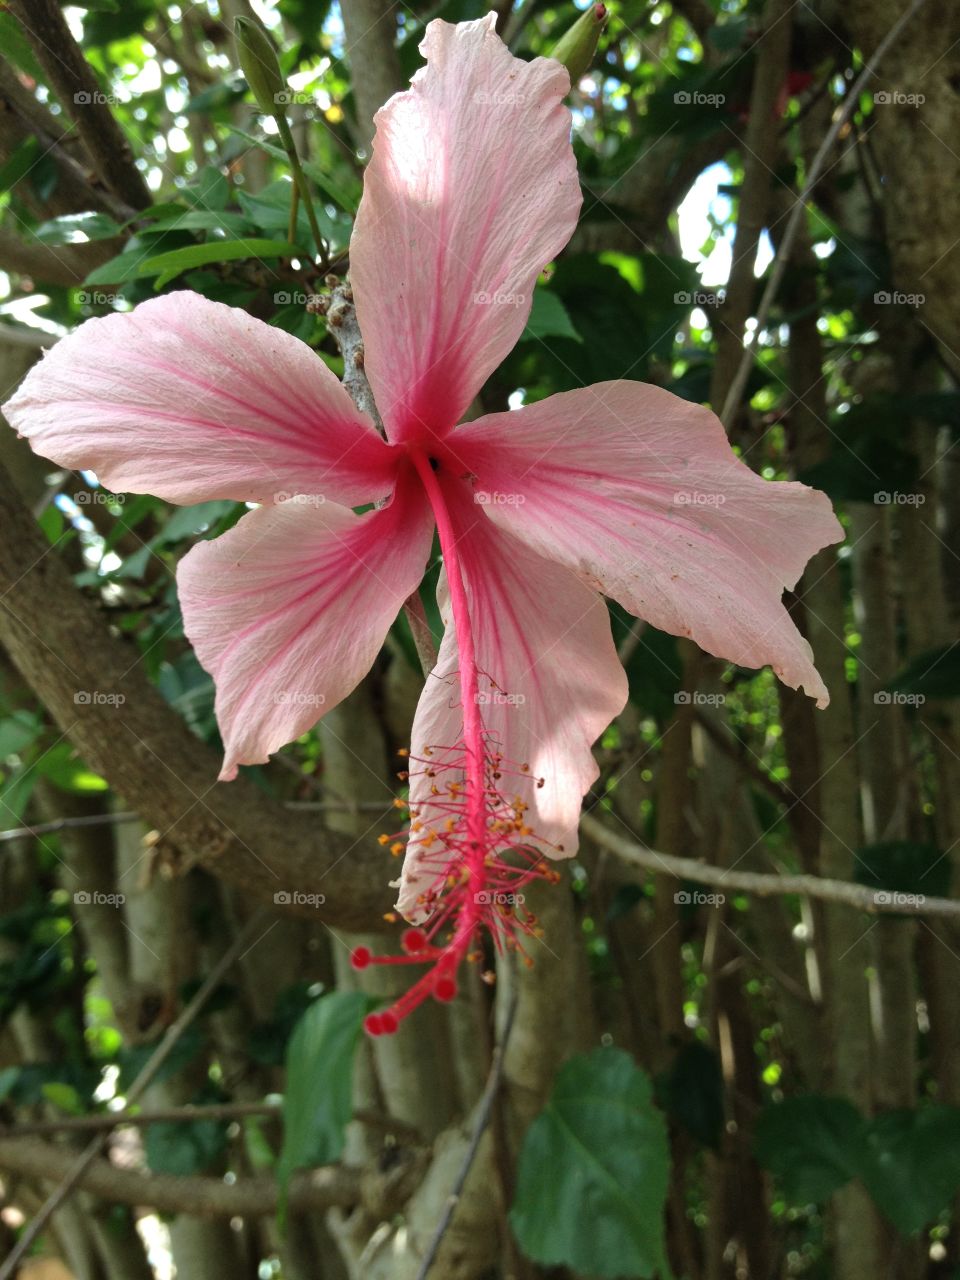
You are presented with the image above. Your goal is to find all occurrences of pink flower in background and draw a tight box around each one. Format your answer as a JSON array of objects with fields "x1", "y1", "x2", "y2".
[{"x1": 5, "y1": 14, "x2": 843, "y2": 1033}]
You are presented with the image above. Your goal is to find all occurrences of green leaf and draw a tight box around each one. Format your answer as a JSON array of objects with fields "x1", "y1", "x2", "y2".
[
  {"x1": 237, "y1": 181, "x2": 328, "y2": 250},
  {"x1": 41, "y1": 1082, "x2": 84, "y2": 1114},
  {"x1": 184, "y1": 166, "x2": 230, "y2": 211},
  {"x1": 0, "y1": 766, "x2": 38, "y2": 824},
  {"x1": 888, "y1": 643, "x2": 960, "y2": 699},
  {"x1": 0, "y1": 137, "x2": 42, "y2": 195},
  {"x1": 853, "y1": 840, "x2": 949, "y2": 900},
  {"x1": 301, "y1": 158, "x2": 360, "y2": 215},
  {"x1": 754, "y1": 1095, "x2": 861, "y2": 1203},
  {"x1": 0, "y1": 710, "x2": 44, "y2": 760},
  {"x1": 117, "y1": 1027, "x2": 203, "y2": 1093},
  {"x1": 140, "y1": 237, "x2": 296, "y2": 288},
  {"x1": 0, "y1": 12, "x2": 44, "y2": 78},
  {"x1": 0, "y1": 1067, "x2": 20, "y2": 1103},
  {"x1": 857, "y1": 1107, "x2": 960, "y2": 1235},
  {"x1": 227, "y1": 125, "x2": 290, "y2": 165},
  {"x1": 33, "y1": 212, "x2": 122, "y2": 246},
  {"x1": 146, "y1": 1117, "x2": 228, "y2": 1176},
  {"x1": 609, "y1": 604, "x2": 682, "y2": 721},
  {"x1": 510, "y1": 1048, "x2": 671, "y2": 1278},
  {"x1": 142, "y1": 209, "x2": 253, "y2": 237},
  {"x1": 34, "y1": 742, "x2": 109, "y2": 794},
  {"x1": 84, "y1": 238, "x2": 158, "y2": 285},
  {"x1": 277, "y1": 991, "x2": 368, "y2": 1209},
  {"x1": 655, "y1": 1041, "x2": 724, "y2": 1149},
  {"x1": 521, "y1": 288, "x2": 581, "y2": 344}
]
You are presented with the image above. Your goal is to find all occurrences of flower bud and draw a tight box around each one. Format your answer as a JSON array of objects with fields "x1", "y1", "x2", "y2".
[
  {"x1": 550, "y1": 3, "x2": 608, "y2": 86},
  {"x1": 234, "y1": 16, "x2": 286, "y2": 116}
]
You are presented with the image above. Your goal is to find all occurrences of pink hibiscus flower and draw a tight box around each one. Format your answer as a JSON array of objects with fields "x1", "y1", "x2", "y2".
[{"x1": 5, "y1": 14, "x2": 842, "y2": 1034}]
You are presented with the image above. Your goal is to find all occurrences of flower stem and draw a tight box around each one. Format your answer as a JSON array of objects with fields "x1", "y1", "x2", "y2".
[{"x1": 274, "y1": 114, "x2": 329, "y2": 265}]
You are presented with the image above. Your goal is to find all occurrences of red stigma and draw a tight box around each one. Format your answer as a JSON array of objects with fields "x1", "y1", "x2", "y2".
[{"x1": 358, "y1": 735, "x2": 561, "y2": 1036}]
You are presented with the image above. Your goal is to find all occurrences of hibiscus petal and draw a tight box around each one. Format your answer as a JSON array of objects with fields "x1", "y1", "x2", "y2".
[
  {"x1": 176, "y1": 471, "x2": 434, "y2": 780},
  {"x1": 397, "y1": 486, "x2": 627, "y2": 920},
  {"x1": 350, "y1": 14, "x2": 580, "y2": 444},
  {"x1": 4, "y1": 291, "x2": 398, "y2": 506},
  {"x1": 447, "y1": 381, "x2": 844, "y2": 706}
]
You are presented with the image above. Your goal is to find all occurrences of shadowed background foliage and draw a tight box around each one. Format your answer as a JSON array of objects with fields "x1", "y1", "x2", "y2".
[{"x1": 0, "y1": 0, "x2": 958, "y2": 1277}]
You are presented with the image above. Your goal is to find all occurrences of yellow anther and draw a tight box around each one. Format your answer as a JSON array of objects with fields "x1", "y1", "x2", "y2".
[{"x1": 390, "y1": 842, "x2": 404, "y2": 857}]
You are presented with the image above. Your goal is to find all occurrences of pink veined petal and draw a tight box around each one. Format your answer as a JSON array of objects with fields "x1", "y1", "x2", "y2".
[
  {"x1": 4, "y1": 291, "x2": 399, "y2": 506},
  {"x1": 397, "y1": 483, "x2": 627, "y2": 921},
  {"x1": 446, "y1": 381, "x2": 845, "y2": 707},
  {"x1": 350, "y1": 14, "x2": 580, "y2": 446},
  {"x1": 177, "y1": 469, "x2": 434, "y2": 780}
]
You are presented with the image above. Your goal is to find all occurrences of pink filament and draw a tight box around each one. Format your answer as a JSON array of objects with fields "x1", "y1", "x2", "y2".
[{"x1": 353, "y1": 449, "x2": 554, "y2": 1036}]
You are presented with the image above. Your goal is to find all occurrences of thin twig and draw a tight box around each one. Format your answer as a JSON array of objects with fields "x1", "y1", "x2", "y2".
[
  {"x1": 414, "y1": 989, "x2": 519, "y2": 1280},
  {"x1": 719, "y1": 0, "x2": 929, "y2": 427},
  {"x1": 581, "y1": 812, "x2": 960, "y2": 918},
  {"x1": 0, "y1": 909, "x2": 269, "y2": 1280},
  {"x1": 0, "y1": 798, "x2": 400, "y2": 844},
  {"x1": 3, "y1": 1102, "x2": 420, "y2": 1143}
]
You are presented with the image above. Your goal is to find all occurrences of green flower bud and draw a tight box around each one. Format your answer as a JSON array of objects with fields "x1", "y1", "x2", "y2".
[
  {"x1": 234, "y1": 16, "x2": 286, "y2": 116},
  {"x1": 550, "y1": 4, "x2": 608, "y2": 86}
]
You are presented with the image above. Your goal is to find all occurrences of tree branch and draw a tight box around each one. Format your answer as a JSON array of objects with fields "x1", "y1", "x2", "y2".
[
  {"x1": 0, "y1": 225, "x2": 115, "y2": 287},
  {"x1": 581, "y1": 812, "x2": 960, "y2": 917},
  {"x1": 340, "y1": 0, "x2": 403, "y2": 149},
  {"x1": 709, "y1": 0, "x2": 793, "y2": 412},
  {"x1": 719, "y1": 0, "x2": 930, "y2": 425},
  {"x1": 414, "y1": 989, "x2": 518, "y2": 1280},
  {"x1": 0, "y1": 58, "x2": 135, "y2": 223},
  {"x1": 0, "y1": 460, "x2": 395, "y2": 931},
  {"x1": 6, "y1": 0, "x2": 150, "y2": 210},
  {"x1": 0, "y1": 1136, "x2": 363, "y2": 1217}
]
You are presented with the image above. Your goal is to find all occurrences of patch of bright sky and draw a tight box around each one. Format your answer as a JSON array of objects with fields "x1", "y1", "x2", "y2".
[{"x1": 677, "y1": 161, "x2": 774, "y2": 289}]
